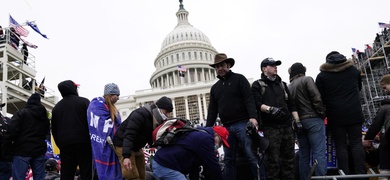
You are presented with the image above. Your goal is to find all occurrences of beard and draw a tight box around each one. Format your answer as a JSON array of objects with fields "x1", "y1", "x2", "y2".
[{"x1": 217, "y1": 69, "x2": 228, "y2": 77}]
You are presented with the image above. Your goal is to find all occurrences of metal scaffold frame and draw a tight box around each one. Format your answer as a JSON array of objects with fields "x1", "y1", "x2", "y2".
[
  {"x1": 0, "y1": 27, "x2": 56, "y2": 115},
  {"x1": 357, "y1": 28, "x2": 390, "y2": 123}
]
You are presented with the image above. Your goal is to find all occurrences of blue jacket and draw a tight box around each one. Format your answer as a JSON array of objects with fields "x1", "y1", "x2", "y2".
[{"x1": 153, "y1": 127, "x2": 223, "y2": 180}]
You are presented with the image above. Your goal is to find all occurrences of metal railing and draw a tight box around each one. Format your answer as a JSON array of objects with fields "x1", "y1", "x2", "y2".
[{"x1": 311, "y1": 169, "x2": 390, "y2": 179}]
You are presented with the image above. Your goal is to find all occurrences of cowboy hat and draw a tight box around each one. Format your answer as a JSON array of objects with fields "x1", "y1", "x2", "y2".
[{"x1": 209, "y1": 53, "x2": 235, "y2": 68}]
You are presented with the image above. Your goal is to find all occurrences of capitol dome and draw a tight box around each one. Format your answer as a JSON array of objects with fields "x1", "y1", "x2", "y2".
[
  {"x1": 117, "y1": 1, "x2": 228, "y2": 125},
  {"x1": 160, "y1": 16, "x2": 212, "y2": 51},
  {"x1": 149, "y1": 1, "x2": 218, "y2": 89}
]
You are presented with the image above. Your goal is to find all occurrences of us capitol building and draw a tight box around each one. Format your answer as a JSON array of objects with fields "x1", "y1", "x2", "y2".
[{"x1": 116, "y1": 1, "x2": 220, "y2": 124}]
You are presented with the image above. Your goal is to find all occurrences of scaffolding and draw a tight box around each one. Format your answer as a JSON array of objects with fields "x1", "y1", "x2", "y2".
[
  {"x1": 357, "y1": 28, "x2": 390, "y2": 123},
  {"x1": 0, "y1": 27, "x2": 56, "y2": 115}
]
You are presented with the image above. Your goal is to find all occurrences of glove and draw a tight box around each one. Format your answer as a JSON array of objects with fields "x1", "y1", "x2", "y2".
[
  {"x1": 292, "y1": 119, "x2": 304, "y2": 134},
  {"x1": 268, "y1": 107, "x2": 286, "y2": 120},
  {"x1": 246, "y1": 121, "x2": 256, "y2": 134}
]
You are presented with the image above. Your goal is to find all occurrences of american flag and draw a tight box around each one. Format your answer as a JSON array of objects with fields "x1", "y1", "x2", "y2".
[
  {"x1": 378, "y1": 22, "x2": 390, "y2": 28},
  {"x1": 178, "y1": 65, "x2": 187, "y2": 72},
  {"x1": 9, "y1": 15, "x2": 29, "y2": 37},
  {"x1": 144, "y1": 149, "x2": 151, "y2": 164},
  {"x1": 20, "y1": 38, "x2": 38, "y2": 49}
]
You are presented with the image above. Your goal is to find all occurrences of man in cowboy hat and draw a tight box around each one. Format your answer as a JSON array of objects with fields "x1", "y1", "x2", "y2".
[{"x1": 206, "y1": 53, "x2": 260, "y2": 179}]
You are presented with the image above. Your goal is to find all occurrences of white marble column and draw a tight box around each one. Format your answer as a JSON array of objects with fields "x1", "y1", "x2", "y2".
[
  {"x1": 202, "y1": 93, "x2": 208, "y2": 120},
  {"x1": 173, "y1": 71, "x2": 177, "y2": 86},
  {"x1": 165, "y1": 73, "x2": 169, "y2": 87},
  {"x1": 171, "y1": 98, "x2": 176, "y2": 117},
  {"x1": 208, "y1": 69, "x2": 212, "y2": 81},
  {"x1": 184, "y1": 96, "x2": 189, "y2": 120},
  {"x1": 197, "y1": 94, "x2": 203, "y2": 120},
  {"x1": 187, "y1": 68, "x2": 191, "y2": 83},
  {"x1": 201, "y1": 68, "x2": 205, "y2": 81},
  {"x1": 194, "y1": 68, "x2": 198, "y2": 82}
]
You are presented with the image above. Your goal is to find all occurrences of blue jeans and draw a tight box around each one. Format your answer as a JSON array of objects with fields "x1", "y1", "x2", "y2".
[
  {"x1": 297, "y1": 118, "x2": 327, "y2": 180},
  {"x1": 0, "y1": 161, "x2": 12, "y2": 180},
  {"x1": 152, "y1": 159, "x2": 186, "y2": 180},
  {"x1": 223, "y1": 120, "x2": 259, "y2": 180},
  {"x1": 12, "y1": 155, "x2": 46, "y2": 180}
]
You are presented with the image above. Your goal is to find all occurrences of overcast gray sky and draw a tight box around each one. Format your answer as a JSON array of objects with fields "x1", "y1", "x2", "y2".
[{"x1": 2, "y1": 0, "x2": 390, "y2": 100}]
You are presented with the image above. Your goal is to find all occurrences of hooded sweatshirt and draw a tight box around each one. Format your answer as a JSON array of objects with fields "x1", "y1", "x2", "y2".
[
  {"x1": 4, "y1": 93, "x2": 50, "y2": 156},
  {"x1": 51, "y1": 80, "x2": 91, "y2": 148}
]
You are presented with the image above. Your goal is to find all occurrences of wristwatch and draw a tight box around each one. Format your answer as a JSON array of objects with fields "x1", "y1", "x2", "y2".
[{"x1": 266, "y1": 106, "x2": 271, "y2": 113}]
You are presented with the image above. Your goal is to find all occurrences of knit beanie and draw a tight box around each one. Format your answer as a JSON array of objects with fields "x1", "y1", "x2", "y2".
[
  {"x1": 27, "y1": 93, "x2": 41, "y2": 105},
  {"x1": 289, "y1": 63, "x2": 306, "y2": 80},
  {"x1": 156, "y1": 96, "x2": 173, "y2": 112},
  {"x1": 104, "y1": 83, "x2": 120, "y2": 95},
  {"x1": 326, "y1": 51, "x2": 347, "y2": 64}
]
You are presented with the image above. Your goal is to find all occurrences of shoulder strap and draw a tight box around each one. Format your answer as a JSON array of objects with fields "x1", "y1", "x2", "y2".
[
  {"x1": 257, "y1": 79, "x2": 267, "y2": 100},
  {"x1": 280, "y1": 81, "x2": 288, "y2": 101}
]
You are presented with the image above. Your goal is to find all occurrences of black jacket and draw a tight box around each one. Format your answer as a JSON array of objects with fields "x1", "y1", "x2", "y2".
[
  {"x1": 3, "y1": 93, "x2": 50, "y2": 157},
  {"x1": 117, "y1": 104, "x2": 156, "y2": 158},
  {"x1": 315, "y1": 60, "x2": 364, "y2": 126},
  {"x1": 288, "y1": 75, "x2": 326, "y2": 120},
  {"x1": 51, "y1": 80, "x2": 91, "y2": 148},
  {"x1": 206, "y1": 70, "x2": 257, "y2": 126},
  {"x1": 364, "y1": 98, "x2": 390, "y2": 150},
  {"x1": 252, "y1": 74, "x2": 296, "y2": 128}
]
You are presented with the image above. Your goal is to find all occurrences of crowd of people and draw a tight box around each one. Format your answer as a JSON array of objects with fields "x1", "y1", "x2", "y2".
[{"x1": 0, "y1": 51, "x2": 389, "y2": 180}]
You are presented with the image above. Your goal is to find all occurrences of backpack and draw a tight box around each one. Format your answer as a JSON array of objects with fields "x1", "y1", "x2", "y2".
[{"x1": 151, "y1": 118, "x2": 200, "y2": 147}]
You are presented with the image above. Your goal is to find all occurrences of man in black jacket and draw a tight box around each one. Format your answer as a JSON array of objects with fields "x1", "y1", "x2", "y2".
[
  {"x1": 113, "y1": 96, "x2": 173, "y2": 180},
  {"x1": 3, "y1": 93, "x2": 50, "y2": 180},
  {"x1": 252, "y1": 58, "x2": 299, "y2": 180},
  {"x1": 206, "y1": 53, "x2": 259, "y2": 180},
  {"x1": 316, "y1": 51, "x2": 366, "y2": 177},
  {"x1": 51, "y1": 80, "x2": 93, "y2": 180}
]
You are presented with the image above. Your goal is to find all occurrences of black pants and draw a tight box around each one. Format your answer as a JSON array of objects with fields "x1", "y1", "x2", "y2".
[
  {"x1": 60, "y1": 143, "x2": 93, "y2": 180},
  {"x1": 330, "y1": 123, "x2": 366, "y2": 178}
]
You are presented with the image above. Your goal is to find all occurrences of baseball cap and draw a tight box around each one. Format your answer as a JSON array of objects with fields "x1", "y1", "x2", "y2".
[
  {"x1": 261, "y1": 57, "x2": 282, "y2": 68},
  {"x1": 213, "y1": 126, "x2": 230, "y2": 148}
]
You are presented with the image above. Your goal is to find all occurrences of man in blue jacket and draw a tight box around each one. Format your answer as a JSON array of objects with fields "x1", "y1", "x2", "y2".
[{"x1": 152, "y1": 126, "x2": 229, "y2": 180}]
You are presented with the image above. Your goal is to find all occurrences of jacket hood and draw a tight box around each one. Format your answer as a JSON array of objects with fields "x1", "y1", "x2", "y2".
[
  {"x1": 319, "y1": 60, "x2": 354, "y2": 73},
  {"x1": 58, "y1": 80, "x2": 79, "y2": 97},
  {"x1": 26, "y1": 93, "x2": 41, "y2": 106},
  {"x1": 25, "y1": 93, "x2": 48, "y2": 121}
]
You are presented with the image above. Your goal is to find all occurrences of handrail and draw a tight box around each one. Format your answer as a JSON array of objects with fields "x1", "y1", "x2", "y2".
[{"x1": 0, "y1": 27, "x2": 35, "y2": 68}]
